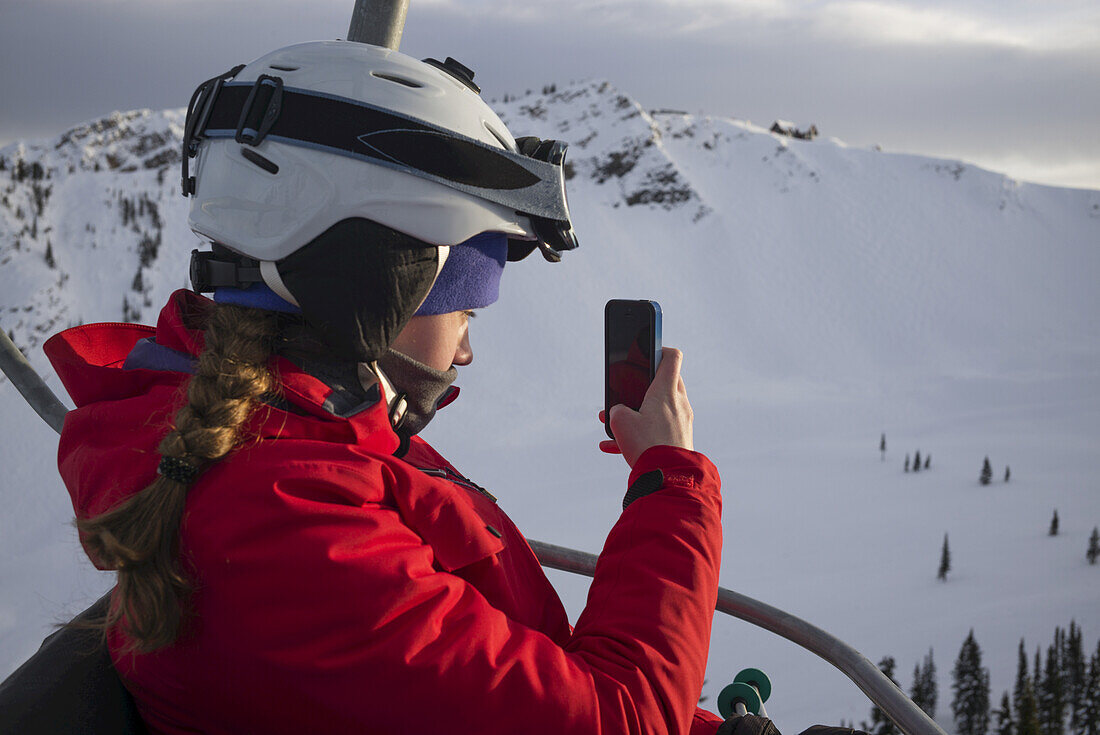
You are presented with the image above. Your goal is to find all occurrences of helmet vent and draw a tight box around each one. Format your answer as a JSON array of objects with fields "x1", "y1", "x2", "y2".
[
  {"x1": 371, "y1": 72, "x2": 424, "y2": 89},
  {"x1": 269, "y1": 64, "x2": 299, "y2": 72},
  {"x1": 483, "y1": 122, "x2": 513, "y2": 151}
]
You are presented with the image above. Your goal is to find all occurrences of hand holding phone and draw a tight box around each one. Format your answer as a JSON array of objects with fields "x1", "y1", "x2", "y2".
[
  {"x1": 600, "y1": 347, "x2": 694, "y2": 466},
  {"x1": 602, "y1": 300, "x2": 693, "y2": 467}
]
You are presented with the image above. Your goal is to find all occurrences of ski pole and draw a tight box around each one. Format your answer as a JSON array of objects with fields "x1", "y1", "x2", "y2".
[
  {"x1": 0, "y1": 332, "x2": 945, "y2": 735},
  {"x1": 718, "y1": 668, "x2": 771, "y2": 719}
]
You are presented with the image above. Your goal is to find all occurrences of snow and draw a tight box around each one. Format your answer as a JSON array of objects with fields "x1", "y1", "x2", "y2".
[{"x1": 2, "y1": 80, "x2": 1099, "y2": 731}]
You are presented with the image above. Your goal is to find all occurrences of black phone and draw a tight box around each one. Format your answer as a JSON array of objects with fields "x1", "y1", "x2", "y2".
[{"x1": 604, "y1": 299, "x2": 663, "y2": 440}]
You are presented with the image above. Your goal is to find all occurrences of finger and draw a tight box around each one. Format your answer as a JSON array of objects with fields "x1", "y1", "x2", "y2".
[
  {"x1": 599, "y1": 440, "x2": 622, "y2": 454},
  {"x1": 599, "y1": 409, "x2": 607, "y2": 424},
  {"x1": 651, "y1": 347, "x2": 683, "y2": 391},
  {"x1": 639, "y1": 348, "x2": 683, "y2": 409}
]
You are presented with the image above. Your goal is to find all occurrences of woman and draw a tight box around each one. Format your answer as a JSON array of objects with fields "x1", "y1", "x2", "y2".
[{"x1": 43, "y1": 40, "x2": 725, "y2": 734}]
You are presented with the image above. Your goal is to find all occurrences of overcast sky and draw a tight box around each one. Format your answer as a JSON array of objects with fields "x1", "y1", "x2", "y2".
[{"x1": 1, "y1": 0, "x2": 1098, "y2": 190}]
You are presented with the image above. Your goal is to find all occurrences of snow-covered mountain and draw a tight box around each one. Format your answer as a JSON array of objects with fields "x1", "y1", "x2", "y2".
[{"x1": 2, "y1": 80, "x2": 1098, "y2": 730}]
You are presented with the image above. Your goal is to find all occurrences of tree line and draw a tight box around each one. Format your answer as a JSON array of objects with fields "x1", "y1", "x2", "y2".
[{"x1": 858, "y1": 622, "x2": 1100, "y2": 735}]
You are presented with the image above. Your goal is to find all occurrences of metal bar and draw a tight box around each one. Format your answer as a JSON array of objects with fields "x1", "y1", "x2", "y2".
[
  {"x1": 529, "y1": 539, "x2": 947, "y2": 735},
  {"x1": 0, "y1": 337, "x2": 945, "y2": 735},
  {"x1": 346, "y1": 0, "x2": 409, "y2": 50},
  {"x1": 0, "y1": 328, "x2": 67, "y2": 434}
]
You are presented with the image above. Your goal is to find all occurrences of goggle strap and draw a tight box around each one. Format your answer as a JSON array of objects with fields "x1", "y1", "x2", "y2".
[{"x1": 197, "y1": 81, "x2": 572, "y2": 224}]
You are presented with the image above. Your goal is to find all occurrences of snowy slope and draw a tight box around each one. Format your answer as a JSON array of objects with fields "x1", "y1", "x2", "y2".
[{"x1": 1, "y1": 81, "x2": 1098, "y2": 730}]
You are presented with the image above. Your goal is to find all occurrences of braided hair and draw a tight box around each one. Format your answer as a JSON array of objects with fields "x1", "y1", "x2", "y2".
[{"x1": 77, "y1": 303, "x2": 279, "y2": 652}]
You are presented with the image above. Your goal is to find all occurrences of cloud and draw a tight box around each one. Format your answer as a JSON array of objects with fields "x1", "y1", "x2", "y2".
[
  {"x1": 814, "y1": 0, "x2": 1099, "y2": 51},
  {"x1": 1, "y1": 0, "x2": 1097, "y2": 189}
]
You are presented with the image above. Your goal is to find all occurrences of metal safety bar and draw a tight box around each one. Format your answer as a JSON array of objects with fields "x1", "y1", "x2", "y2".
[
  {"x1": 0, "y1": 329, "x2": 67, "y2": 434},
  {"x1": 528, "y1": 542, "x2": 945, "y2": 735}
]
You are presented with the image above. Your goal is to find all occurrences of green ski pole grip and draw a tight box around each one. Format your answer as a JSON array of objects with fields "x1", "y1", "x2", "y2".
[
  {"x1": 734, "y1": 667, "x2": 772, "y2": 702},
  {"x1": 718, "y1": 681, "x2": 763, "y2": 719}
]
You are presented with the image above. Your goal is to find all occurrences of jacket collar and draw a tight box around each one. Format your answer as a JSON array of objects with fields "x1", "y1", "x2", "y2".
[{"x1": 45, "y1": 289, "x2": 400, "y2": 452}]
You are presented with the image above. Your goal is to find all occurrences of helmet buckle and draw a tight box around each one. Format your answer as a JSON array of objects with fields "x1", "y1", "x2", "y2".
[
  {"x1": 235, "y1": 75, "x2": 284, "y2": 147},
  {"x1": 181, "y1": 63, "x2": 246, "y2": 197}
]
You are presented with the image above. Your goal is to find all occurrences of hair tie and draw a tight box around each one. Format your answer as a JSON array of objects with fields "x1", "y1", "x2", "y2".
[{"x1": 158, "y1": 455, "x2": 200, "y2": 485}]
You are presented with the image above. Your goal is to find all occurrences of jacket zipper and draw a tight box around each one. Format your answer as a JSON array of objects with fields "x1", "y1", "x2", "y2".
[{"x1": 417, "y1": 467, "x2": 497, "y2": 504}]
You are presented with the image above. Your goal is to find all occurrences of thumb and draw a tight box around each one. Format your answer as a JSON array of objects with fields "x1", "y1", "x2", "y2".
[{"x1": 607, "y1": 402, "x2": 637, "y2": 433}]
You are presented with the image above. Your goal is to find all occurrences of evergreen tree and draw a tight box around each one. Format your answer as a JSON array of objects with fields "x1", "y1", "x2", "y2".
[
  {"x1": 1038, "y1": 648, "x2": 1045, "y2": 700},
  {"x1": 1088, "y1": 528, "x2": 1099, "y2": 566},
  {"x1": 1083, "y1": 640, "x2": 1099, "y2": 735},
  {"x1": 1050, "y1": 510, "x2": 1060, "y2": 537},
  {"x1": 865, "y1": 656, "x2": 901, "y2": 735},
  {"x1": 122, "y1": 296, "x2": 140, "y2": 323},
  {"x1": 1006, "y1": 466, "x2": 1012, "y2": 482},
  {"x1": 911, "y1": 648, "x2": 938, "y2": 718},
  {"x1": 913, "y1": 662, "x2": 926, "y2": 714},
  {"x1": 995, "y1": 691, "x2": 1017, "y2": 735},
  {"x1": 1019, "y1": 641, "x2": 1032, "y2": 713},
  {"x1": 44, "y1": 240, "x2": 55, "y2": 268},
  {"x1": 1039, "y1": 637, "x2": 1067, "y2": 735},
  {"x1": 953, "y1": 630, "x2": 992, "y2": 735},
  {"x1": 1023, "y1": 681, "x2": 1045, "y2": 735},
  {"x1": 1066, "y1": 622, "x2": 1087, "y2": 735},
  {"x1": 914, "y1": 450, "x2": 922, "y2": 472},
  {"x1": 1018, "y1": 640, "x2": 1042, "y2": 735},
  {"x1": 881, "y1": 433, "x2": 887, "y2": 460},
  {"x1": 925, "y1": 454, "x2": 931, "y2": 470},
  {"x1": 981, "y1": 457, "x2": 993, "y2": 485},
  {"x1": 939, "y1": 534, "x2": 951, "y2": 581}
]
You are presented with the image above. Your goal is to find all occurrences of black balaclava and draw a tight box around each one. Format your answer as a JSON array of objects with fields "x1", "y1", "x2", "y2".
[{"x1": 277, "y1": 218, "x2": 440, "y2": 363}]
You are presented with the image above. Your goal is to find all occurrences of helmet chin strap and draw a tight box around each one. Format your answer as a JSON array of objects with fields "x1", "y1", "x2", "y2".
[
  {"x1": 355, "y1": 244, "x2": 451, "y2": 428},
  {"x1": 413, "y1": 244, "x2": 449, "y2": 312},
  {"x1": 259, "y1": 260, "x2": 300, "y2": 307},
  {"x1": 364, "y1": 361, "x2": 407, "y2": 427}
]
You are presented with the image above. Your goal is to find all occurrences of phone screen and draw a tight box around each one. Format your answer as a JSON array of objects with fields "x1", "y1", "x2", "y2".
[{"x1": 605, "y1": 300, "x2": 662, "y2": 439}]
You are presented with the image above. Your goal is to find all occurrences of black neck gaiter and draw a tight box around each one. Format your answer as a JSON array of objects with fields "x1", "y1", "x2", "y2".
[{"x1": 377, "y1": 348, "x2": 457, "y2": 437}]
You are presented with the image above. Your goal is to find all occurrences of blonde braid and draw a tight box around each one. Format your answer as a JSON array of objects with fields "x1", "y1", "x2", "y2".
[{"x1": 77, "y1": 304, "x2": 279, "y2": 652}]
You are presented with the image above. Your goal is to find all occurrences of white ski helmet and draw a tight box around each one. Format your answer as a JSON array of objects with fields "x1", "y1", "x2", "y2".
[
  {"x1": 183, "y1": 40, "x2": 576, "y2": 268},
  {"x1": 181, "y1": 40, "x2": 577, "y2": 362}
]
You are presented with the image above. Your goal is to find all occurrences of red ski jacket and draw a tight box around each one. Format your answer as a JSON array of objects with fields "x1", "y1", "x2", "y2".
[{"x1": 45, "y1": 290, "x2": 725, "y2": 735}]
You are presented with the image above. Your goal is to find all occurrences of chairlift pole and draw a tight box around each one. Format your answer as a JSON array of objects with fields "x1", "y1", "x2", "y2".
[
  {"x1": 0, "y1": 330, "x2": 67, "y2": 434},
  {"x1": 346, "y1": 0, "x2": 410, "y2": 50}
]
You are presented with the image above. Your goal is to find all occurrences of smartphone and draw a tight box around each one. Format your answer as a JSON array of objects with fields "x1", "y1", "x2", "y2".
[{"x1": 604, "y1": 299, "x2": 663, "y2": 440}]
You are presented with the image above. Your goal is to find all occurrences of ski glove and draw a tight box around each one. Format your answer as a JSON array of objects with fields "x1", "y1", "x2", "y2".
[
  {"x1": 717, "y1": 714, "x2": 781, "y2": 735},
  {"x1": 717, "y1": 718, "x2": 870, "y2": 735},
  {"x1": 798, "y1": 726, "x2": 871, "y2": 735}
]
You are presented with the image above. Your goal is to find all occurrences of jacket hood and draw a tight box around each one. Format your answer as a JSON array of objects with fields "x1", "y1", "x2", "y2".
[{"x1": 44, "y1": 290, "x2": 401, "y2": 525}]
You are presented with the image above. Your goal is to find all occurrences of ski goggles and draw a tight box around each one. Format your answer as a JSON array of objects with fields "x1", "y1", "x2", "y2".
[{"x1": 182, "y1": 68, "x2": 578, "y2": 262}]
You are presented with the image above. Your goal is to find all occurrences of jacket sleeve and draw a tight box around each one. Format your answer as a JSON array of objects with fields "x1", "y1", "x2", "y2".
[
  {"x1": 694, "y1": 708, "x2": 726, "y2": 734},
  {"x1": 183, "y1": 445, "x2": 722, "y2": 735}
]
